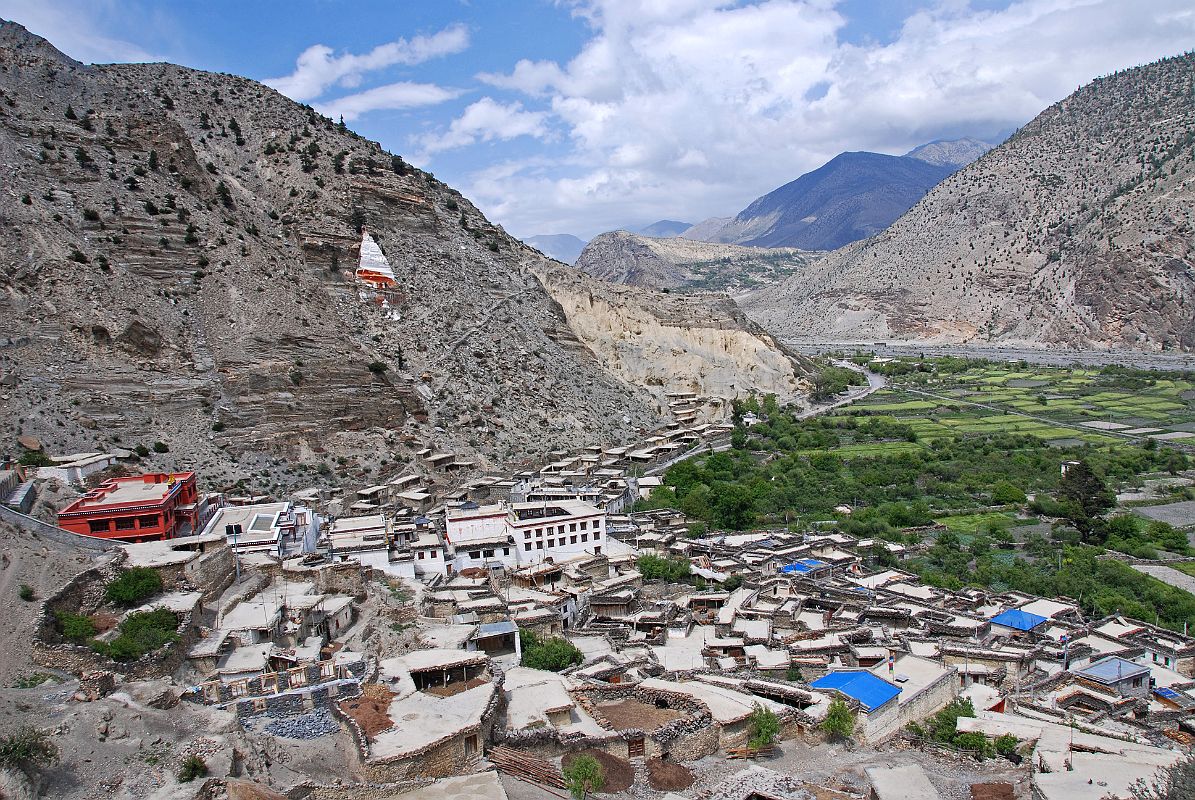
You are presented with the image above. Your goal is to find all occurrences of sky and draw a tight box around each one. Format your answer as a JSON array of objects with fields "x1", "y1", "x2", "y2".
[{"x1": 2, "y1": 1, "x2": 1193, "y2": 240}]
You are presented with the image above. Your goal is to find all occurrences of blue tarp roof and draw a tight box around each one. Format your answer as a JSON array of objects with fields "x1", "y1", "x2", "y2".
[
  {"x1": 989, "y1": 608, "x2": 1048, "y2": 631},
  {"x1": 781, "y1": 558, "x2": 828, "y2": 574},
  {"x1": 811, "y1": 671, "x2": 901, "y2": 712},
  {"x1": 1076, "y1": 656, "x2": 1150, "y2": 683},
  {"x1": 1155, "y1": 687, "x2": 1181, "y2": 700}
]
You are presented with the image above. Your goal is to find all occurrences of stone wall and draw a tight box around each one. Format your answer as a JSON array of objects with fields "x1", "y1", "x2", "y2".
[{"x1": 184, "y1": 546, "x2": 238, "y2": 603}]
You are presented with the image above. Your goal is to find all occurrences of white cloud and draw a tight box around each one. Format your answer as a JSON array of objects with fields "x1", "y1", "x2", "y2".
[
  {"x1": 417, "y1": 97, "x2": 550, "y2": 156},
  {"x1": 0, "y1": 0, "x2": 162, "y2": 63},
  {"x1": 318, "y1": 82, "x2": 464, "y2": 122},
  {"x1": 267, "y1": 24, "x2": 469, "y2": 102},
  {"x1": 459, "y1": 0, "x2": 1195, "y2": 238}
]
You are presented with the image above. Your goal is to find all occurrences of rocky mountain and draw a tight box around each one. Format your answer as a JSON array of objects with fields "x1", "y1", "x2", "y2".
[
  {"x1": 743, "y1": 53, "x2": 1195, "y2": 351},
  {"x1": 521, "y1": 233, "x2": 587, "y2": 264},
  {"x1": 683, "y1": 151, "x2": 955, "y2": 250},
  {"x1": 530, "y1": 261, "x2": 812, "y2": 405},
  {"x1": 904, "y1": 136, "x2": 993, "y2": 168},
  {"x1": 636, "y1": 220, "x2": 692, "y2": 238},
  {"x1": 0, "y1": 21, "x2": 805, "y2": 491},
  {"x1": 574, "y1": 230, "x2": 818, "y2": 292}
]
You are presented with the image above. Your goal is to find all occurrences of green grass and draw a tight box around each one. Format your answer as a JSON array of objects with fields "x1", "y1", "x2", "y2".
[
  {"x1": 935, "y1": 513, "x2": 1018, "y2": 535},
  {"x1": 1172, "y1": 563, "x2": 1195, "y2": 579}
]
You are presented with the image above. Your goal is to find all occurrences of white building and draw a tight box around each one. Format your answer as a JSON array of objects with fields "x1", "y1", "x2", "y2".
[
  {"x1": 202, "y1": 501, "x2": 317, "y2": 556},
  {"x1": 444, "y1": 499, "x2": 607, "y2": 572}
]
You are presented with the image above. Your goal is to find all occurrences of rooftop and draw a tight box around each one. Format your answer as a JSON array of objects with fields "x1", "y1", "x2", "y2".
[{"x1": 811, "y1": 670, "x2": 901, "y2": 712}]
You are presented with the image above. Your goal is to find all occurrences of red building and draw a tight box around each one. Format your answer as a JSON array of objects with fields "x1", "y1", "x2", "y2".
[{"x1": 57, "y1": 472, "x2": 203, "y2": 543}]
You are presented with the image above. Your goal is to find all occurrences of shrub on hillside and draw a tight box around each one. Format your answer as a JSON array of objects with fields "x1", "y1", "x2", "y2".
[{"x1": 105, "y1": 567, "x2": 163, "y2": 606}]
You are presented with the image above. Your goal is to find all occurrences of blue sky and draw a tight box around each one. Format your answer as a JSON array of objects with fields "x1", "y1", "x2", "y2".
[{"x1": 4, "y1": 1, "x2": 1194, "y2": 239}]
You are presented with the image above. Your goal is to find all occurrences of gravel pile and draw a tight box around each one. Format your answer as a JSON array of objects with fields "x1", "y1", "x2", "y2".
[{"x1": 244, "y1": 708, "x2": 341, "y2": 740}]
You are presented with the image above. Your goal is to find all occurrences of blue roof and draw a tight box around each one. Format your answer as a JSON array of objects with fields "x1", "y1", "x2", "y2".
[
  {"x1": 989, "y1": 608, "x2": 1048, "y2": 631},
  {"x1": 1076, "y1": 656, "x2": 1150, "y2": 683},
  {"x1": 1155, "y1": 687, "x2": 1181, "y2": 700},
  {"x1": 781, "y1": 558, "x2": 828, "y2": 574},
  {"x1": 811, "y1": 671, "x2": 901, "y2": 712}
]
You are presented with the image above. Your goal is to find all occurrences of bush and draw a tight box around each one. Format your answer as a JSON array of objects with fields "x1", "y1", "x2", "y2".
[
  {"x1": 152, "y1": 441, "x2": 169, "y2": 453},
  {"x1": 953, "y1": 731, "x2": 993, "y2": 759},
  {"x1": 636, "y1": 554, "x2": 691, "y2": 582},
  {"x1": 17, "y1": 449, "x2": 52, "y2": 467},
  {"x1": 994, "y1": 733, "x2": 1019, "y2": 756},
  {"x1": 91, "y1": 608, "x2": 179, "y2": 661},
  {"x1": 105, "y1": 567, "x2": 163, "y2": 606},
  {"x1": 821, "y1": 698, "x2": 855, "y2": 740},
  {"x1": 178, "y1": 754, "x2": 207, "y2": 782},
  {"x1": 563, "y1": 754, "x2": 604, "y2": 800},
  {"x1": 18, "y1": 584, "x2": 35, "y2": 602},
  {"x1": 520, "y1": 629, "x2": 583, "y2": 672},
  {"x1": 0, "y1": 726, "x2": 58, "y2": 774},
  {"x1": 367, "y1": 361, "x2": 388, "y2": 374},
  {"x1": 748, "y1": 703, "x2": 780, "y2": 749},
  {"x1": 55, "y1": 611, "x2": 96, "y2": 643}
]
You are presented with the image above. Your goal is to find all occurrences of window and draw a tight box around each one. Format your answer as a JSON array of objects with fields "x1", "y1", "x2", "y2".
[
  {"x1": 1132, "y1": 677, "x2": 1144, "y2": 688},
  {"x1": 547, "y1": 539, "x2": 555, "y2": 547},
  {"x1": 558, "y1": 525, "x2": 566, "y2": 534},
  {"x1": 580, "y1": 521, "x2": 588, "y2": 530},
  {"x1": 581, "y1": 534, "x2": 588, "y2": 542},
  {"x1": 537, "y1": 542, "x2": 543, "y2": 550},
  {"x1": 115, "y1": 517, "x2": 136, "y2": 531},
  {"x1": 470, "y1": 550, "x2": 481, "y2": 559},
  {"x1": 524, "y1": 531, "x2": 532, "y2": 539},
  {"x1": 570, "y1": 536, "x2": 578, "y2": 544},
  {"x1": 483, "y1": 549, "x2": 494, "y2": 558},
  {"x1": 594, "y1": 546, "x2": 601, "y2": 555},
  {"x1": 525, "y1": 543, "x2": 532, "y2": 551},
  {"x1": 503, "y1": 547, "x2": 510, "y2": 556},
  {"x1": 430, "y1": 550, "x2": 437, "y2": 558},
  {"x1": 137, "y1": 514, "x2": 159, "y2": 528},
  {"x1": 88, "y1": 519, "x2": 111, "y2": 533},
  {"x1": 418, "y1": 551, "x2": 425, "y2": 560},
  {"x1": 570, "y1": 523, "x2": 577, "y2": 532},
  {"x1": 1165, "y1": 656, "x2": 1171, "y2": 666},
  {"x1": 594, "y1": 531, "x2": 601, "y2": 540}
]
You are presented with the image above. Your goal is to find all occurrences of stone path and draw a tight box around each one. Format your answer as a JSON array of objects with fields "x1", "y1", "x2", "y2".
[{"x1": 1132, "y1": 563, "x2": 1195, "y2": 595}]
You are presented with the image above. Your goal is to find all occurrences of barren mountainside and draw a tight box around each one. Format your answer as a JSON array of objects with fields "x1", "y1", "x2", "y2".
[
  {"x1": 744, "y1": 52, "x2": 1195, "y2": 351},
  {"x1": 574, "y1": 230, "x2": 818, "y2": 292},
  {"x1": 0, "y1": 22, "x2": 800, "y2": 490}
]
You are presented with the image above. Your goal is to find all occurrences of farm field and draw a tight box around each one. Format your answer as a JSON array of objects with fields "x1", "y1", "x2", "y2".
[{"x1": 855, "y1": 360, "x2": 1195, "y2": 443}]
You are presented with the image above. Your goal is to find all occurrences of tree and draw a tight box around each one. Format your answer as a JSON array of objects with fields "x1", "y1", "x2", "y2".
[
  {"x1": 748, "y1": 703, "x2": 780, "y2": 750},
  {"x1": 1130, "y1": 751, "x2": 1195, "y2": 800},
  {"x1": 1055, "y1": 460, "x2": 1114, "y2": 542},
  {"x1": 820, "y1": 698, "x2": 856, "y2": 741},
  {"x1": 563, "y1": 754, "x2": 604, "y2": 800}
]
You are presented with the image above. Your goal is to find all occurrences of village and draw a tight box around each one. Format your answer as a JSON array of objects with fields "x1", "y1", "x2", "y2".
[{"x1": 2, "y1": 383, "x2": 1195, "y2": 800}]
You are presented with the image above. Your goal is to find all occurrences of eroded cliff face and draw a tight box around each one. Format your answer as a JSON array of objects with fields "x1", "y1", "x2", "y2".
[{"x1": 532, "y1": 263, "x2": 810, "y2": 411}]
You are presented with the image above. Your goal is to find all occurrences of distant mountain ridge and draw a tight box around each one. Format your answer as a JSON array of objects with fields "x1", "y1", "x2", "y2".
[
  {"x1": 742, "y1": 53, "x2": 1195, "y2": 351},
  {"x1": 522, "y1": 233, "x2": 587, "y2": 264},
  {"x1": 574, "y1": 231, "x2": 818, "y2": 292},
  {"x1": 904, "y1": 137, "x2": 992, "y2": 168},
  {"x1": 636, "y1": 220, "x2": 692, "y2": 238},
  {"x1": 683, "y1": 151, "x2": 955, "y2": 251}
]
